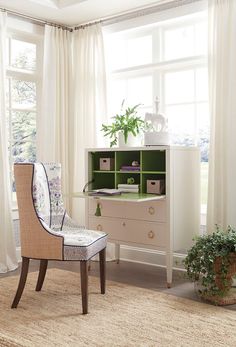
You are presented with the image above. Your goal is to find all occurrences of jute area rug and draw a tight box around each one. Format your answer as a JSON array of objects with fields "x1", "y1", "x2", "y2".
[{"x1": 0, "y1": 269, "x2": 235, "y2": 347}]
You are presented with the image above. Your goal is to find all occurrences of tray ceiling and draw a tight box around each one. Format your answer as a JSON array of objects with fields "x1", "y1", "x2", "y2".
[{"x1": 0, "y1": 0, "x2": 163, "y2": 26}]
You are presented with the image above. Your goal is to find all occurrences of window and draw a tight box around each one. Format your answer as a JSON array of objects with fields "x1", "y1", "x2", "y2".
[
  {"x1": 5, "y1": 33, "x2": 42, "y2": 202},
  {"x1": 104, "y1": 10, "x2": 209, "y2": 211}
]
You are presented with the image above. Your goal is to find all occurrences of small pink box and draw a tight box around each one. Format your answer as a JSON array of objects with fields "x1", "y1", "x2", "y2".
[
  {"x1": 99, "y1": 158, "x2": 114, "y2": 171},
  {"x1": 147, "y1": 180, "x2": 165, "y2": 194}
]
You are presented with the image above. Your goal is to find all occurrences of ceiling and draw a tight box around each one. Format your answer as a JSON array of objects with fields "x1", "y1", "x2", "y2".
[{"x1": 0, "y1": 0, "x2": 164, "y2": 26}]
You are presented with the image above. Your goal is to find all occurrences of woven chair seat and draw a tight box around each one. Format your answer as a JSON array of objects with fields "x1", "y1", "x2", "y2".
[{"x1": 42, "y1": 221, "x2": 107, "y2": 260}]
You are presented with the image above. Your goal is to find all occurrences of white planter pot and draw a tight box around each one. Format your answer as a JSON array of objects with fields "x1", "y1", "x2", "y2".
[
  {"x1": 118, "y1": 132, "x2": 141, "y2": 147},
  {"x1": 144, "y1": 131, "x2": 170, "y2": 146}
]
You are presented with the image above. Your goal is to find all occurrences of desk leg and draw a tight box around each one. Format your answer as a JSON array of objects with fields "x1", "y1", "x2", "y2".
[
  {"x1": 166, "y1": 251, "x2": 173, "y2": 288},
  {"x1": 115, "y1": 244, "x2": 120, "y2": 264}
]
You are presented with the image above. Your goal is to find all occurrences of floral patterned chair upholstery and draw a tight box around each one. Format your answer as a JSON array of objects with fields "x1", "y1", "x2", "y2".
[{"x1": 12, "y1": 163, "x2": 107, "y2": 314}]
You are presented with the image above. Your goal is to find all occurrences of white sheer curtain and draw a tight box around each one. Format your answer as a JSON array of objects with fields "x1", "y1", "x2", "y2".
[
  {"x1": 39, "y1": 23, "x2": 112, "y2": 257},
  {"x1": 72, "y1": 24, "x2": 115, "y2": 259},
  {"x1": 0, "y1": 12, "x2": 18, "y2": 273},
  {"x1": 72, "y1": 24, "x2": 107, "y2": 223},
  {"x1": 38, "y1": 25, "x2": 73, "y2": 210},
  {"x1": 207, "y1": 0, "x2": 236, "y2": 232}
]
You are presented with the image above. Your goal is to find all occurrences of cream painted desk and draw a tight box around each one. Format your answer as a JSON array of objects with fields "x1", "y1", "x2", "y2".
[{"x1": 77, "y1": 146, "x2": 200, "y2": 287}]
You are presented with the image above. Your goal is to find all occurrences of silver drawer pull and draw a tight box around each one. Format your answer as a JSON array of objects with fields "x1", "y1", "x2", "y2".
[
  {"x1": 148, "y1": 230, "x2": 155, "y2": 239},
  {"x1": 148, "y1": 207, "x2": 155, "y2": 215},
  {"x1": 97, "y1": 224, "x2": 103, "y2": 231}
]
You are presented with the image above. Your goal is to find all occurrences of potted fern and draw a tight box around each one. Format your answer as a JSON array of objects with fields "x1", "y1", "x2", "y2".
[
  {"x1": 101, "y1": 102, "x2": 148, "y2": 147},
  {"x1": 184, "y1": 226, "x2": 236, "y2": 305}
]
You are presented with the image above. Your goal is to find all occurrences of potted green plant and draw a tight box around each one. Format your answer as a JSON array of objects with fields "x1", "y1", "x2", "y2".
[
  {"x1": 184, "y1": 225, "x2": 236, "y2": 305},
  {"x1": 101, "y1": 102, "x2": 148, "y2": 147}
]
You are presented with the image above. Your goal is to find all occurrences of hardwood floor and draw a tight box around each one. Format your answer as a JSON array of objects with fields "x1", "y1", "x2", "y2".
[{"x1": 1, "y1": 259, "x2": 236, "y2": 311}]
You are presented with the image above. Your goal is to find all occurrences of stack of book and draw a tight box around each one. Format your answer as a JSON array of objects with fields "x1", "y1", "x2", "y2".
[
  {"x1": 117, "y1": 184, "x2": 139, "y2": 193},
  {"x1": 120, "y1": 165, "x2": 140, "y2": 172},
  {"x1": 88, "y1": 189, "x2": 121, "y2": 196}
]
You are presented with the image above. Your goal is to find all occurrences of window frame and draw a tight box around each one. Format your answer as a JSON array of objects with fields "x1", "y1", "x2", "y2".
[
  {"x1": 104, "y1": 10, "x2": 208, "y2": 216},
  {"x1": 6, "y1": 29, "x2": 43, "y2": 209},
  {"x1": 106, "y1": 21, "x2": 207, "y2": 144}
]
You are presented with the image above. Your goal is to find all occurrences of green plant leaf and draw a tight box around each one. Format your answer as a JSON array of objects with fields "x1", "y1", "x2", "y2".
[
  {"x1": 184, "y1": 225, "x2": 236, "y2": 298},
  {"x1": 101, "y1": 102, "x2": 148, "y2": 146}
]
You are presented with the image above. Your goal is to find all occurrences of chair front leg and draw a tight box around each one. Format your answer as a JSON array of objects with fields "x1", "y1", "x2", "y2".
[
  {"x1": 11, "y1": 257, "x2": 30, "y2": 308},
  {"x1": 80, "y1": 261, "x2": 88, "y2": 314},
  {"x1": 36, "y1": 259, "x2": 48, "y2": 291},
  {"x1": 99, "y1": 248, "x2": 106, "y2": 294}
]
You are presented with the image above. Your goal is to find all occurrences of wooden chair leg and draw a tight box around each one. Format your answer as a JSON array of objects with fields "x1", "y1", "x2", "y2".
[
  {"x1": 36, "y1": 259, "x2": 48, "y2": 292},
  {"x1": 115, "y1": 244, "x2": 120, "y2": 264},
  {"x1": 11, "y1": 257, "x2": 30, "y2": 309},
  {"x1": 99, "y1": 248, "x2": 106, "y2": 294},
  {"x1": 88, "y1": 260, "x2": 91, "y2": 271},
  {"x1": 80, "y1": 261, "x2": 88, "y2": 314}
]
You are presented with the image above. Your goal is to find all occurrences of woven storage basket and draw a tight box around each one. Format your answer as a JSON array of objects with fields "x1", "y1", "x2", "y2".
[
  {"x1": 196, "y1": 253, "x2": 236, "y2": 305},
  {"x1": 214, "y1": 253, "x2": 236, "y2": 290}
]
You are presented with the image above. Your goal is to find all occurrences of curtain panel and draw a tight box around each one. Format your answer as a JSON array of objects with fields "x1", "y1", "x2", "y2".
[
  {"x1": 0, "y1": 12, "x2": 18, "y2": 273},
  {"x1": 72, "y1": 24, "x2": 108, "y2": 224},
  {"x1": 207, "y1": 0, "x2": 236, "y2": 232},
  {"x1": 39, "y1": 24, "x2": 108, "y2": 224},
  {"x1": 72, "y1": 24, "x2": 116, "y2": 260},
  {"x1": 38, "y1": 25, "x2": 73, "y2": 210},
  {"x1": 39, "y1": 23, "x2": 112, "y2": 258}
]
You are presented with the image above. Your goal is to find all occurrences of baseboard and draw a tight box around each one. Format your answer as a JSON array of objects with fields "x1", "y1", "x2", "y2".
[
  {"x1": 120, "y1": 245, "x2": 186, "y2": 270},
  {"x1": 15, "y1": 245, "x2": 186, "y2": 270}
]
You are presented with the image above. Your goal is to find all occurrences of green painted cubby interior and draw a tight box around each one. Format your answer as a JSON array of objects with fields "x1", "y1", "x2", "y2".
[{"x1": 89, "y1": 150, "x2": 166, "y2": 194}]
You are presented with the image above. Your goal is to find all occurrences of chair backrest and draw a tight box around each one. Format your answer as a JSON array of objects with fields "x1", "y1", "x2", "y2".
[
  {"x1": 14, "y1": 163, "x2": 64, "y2": 260},
  {"x1": 33, "y1": 163, "x2": 66, "y2": 231}
]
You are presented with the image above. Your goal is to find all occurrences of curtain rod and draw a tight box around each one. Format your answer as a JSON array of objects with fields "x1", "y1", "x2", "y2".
[
  {"x1": 1, "y1": 0, "x2": 204, "y2": 32},
  {"x1": 0, "y1": 7, "x2": 73, "y2": 31},
  {"x1": 74, "y1": 0, "x2": 204, "y2": 30}
]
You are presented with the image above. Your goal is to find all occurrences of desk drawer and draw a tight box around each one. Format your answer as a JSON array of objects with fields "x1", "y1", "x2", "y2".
[
  {"x1": 124, "y1": 200, "x2": 166, "y2": 222},
  {"x1": 89, "y1": 199, "x2": 167, "y2": 222},
  {"x1": 88, "y1": 200, "x2": 125, "y2": 218},
  {"x1": 88, "y1": 217, "x2": 167, "y2": 248}
]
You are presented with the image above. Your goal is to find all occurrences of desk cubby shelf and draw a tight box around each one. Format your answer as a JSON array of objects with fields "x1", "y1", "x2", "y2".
[{"x1": 90, "y1": 149, "x2": 166, "y2": 194}]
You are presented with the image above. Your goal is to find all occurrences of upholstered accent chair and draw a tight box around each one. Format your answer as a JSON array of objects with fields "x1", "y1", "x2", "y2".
[{"x1": 12, "y1": 163, "x2": 107, "y2": 314}]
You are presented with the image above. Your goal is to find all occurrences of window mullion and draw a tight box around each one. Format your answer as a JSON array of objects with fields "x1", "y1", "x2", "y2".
[
  {"x1": 193, "y1": 68, "x2": 198, "y2": 146},
  {"x1": 6, "y1": 69, "x2": 37, "y2": 83},
  {"x1": 8, "y1": 77, "x2": 14, "y2": 202},
  {"x1": 152, "y1": 27, "x2": 160, "y2": 112},
  {"x1": 111, "y1": 56, "x2": 207, "y2": 78},
  {"x1": 9, "y1": 37, "x2": 12, "y2": 67}
]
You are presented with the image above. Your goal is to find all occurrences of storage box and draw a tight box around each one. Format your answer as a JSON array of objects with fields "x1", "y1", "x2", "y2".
[
  {"x1": 99, "y1": 158, "x2": 114, "y2": 171},
  {"x1": 147, "y1": 179, "x2": 165, "y2": 194}
]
